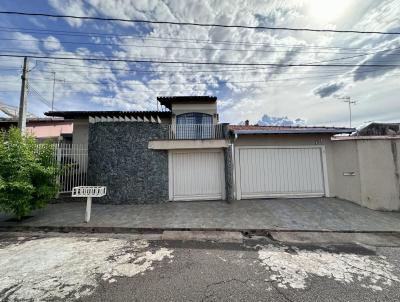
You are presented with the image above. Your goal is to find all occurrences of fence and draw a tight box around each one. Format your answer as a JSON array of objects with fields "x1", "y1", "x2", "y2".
[
  {"x1": 168, "y1": 124, "x2": 226, "y2": 140},
  {"x1": 56, "y1": 143, "x2": 88, "y2": 193},
  {"x1": 37, "y1": 143, "x2": 88, "y2": 193}
]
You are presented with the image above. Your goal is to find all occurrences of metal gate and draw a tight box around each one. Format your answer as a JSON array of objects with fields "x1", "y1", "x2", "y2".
[
  {"x1": 168, "y1": 149, "x2": 225, "y2": 201},
  {"x1": 235, "y1": 146, "x2": 328, "y2": 199},
  {"x1": 55, "y1": 143, "x2": 88, "y2": 193},
  {"x1": 39, "y1": 143, "x2": 88, "y2": 193}
]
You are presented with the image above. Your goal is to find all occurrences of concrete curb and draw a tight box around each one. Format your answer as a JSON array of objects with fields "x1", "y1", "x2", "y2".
[{"x1": 1, "y1": 225, "x2": 400, "y2": 235}]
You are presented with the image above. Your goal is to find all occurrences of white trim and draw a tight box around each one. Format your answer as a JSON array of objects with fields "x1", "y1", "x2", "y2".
[
  {"x1": 242, "y1": 192, "x2": 324, "y2": 199},
  {"x1": 220, "y1": 151, "x2": 226, "y2": 200},
  {"x1": 320, "y1": 145, "x2": 330, "y2": 197},
  {"x1": 149, "y1": 139, "x2": 228, "y2": 150},
  {"x1": 170, "y1": 148, "x2": 225, "y2": 154},
  {"x1": 230, "y1": 143, "x2": 237, "y2": 200},
  {"x1": 172, "y1": 194, "x2": 224, "y2": 201},
  {"x1": 168, "y1": 151, "x2": 173, "y2": 201},
  {"x1": 234, "y1": 145, "x2": 329, "y2": 199},
  {"x1": 235, "y1": 145, "x2": 327, "y2": 150},
  {"x1": 234, "y1": 145, "x2": 242, "y2": 200}
]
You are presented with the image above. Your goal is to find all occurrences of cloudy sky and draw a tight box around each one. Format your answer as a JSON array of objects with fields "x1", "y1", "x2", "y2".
[{"x1": 0, "y1": 0, "x2": 399, "y2": 127}]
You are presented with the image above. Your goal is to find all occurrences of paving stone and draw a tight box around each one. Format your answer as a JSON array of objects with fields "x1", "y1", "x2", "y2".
[{"x1": 1, "y1": 198, "x2": 400, "y2": 233}]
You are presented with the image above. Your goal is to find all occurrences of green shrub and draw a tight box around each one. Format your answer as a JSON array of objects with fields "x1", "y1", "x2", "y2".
[{"x1": 0, "y1": 127, "x2": 59, "y2": 220}]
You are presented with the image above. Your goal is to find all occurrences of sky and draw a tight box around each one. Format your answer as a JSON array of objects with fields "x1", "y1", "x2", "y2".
[{"x1": 0, "y1": 0, "x2": 399, "y2": 127}]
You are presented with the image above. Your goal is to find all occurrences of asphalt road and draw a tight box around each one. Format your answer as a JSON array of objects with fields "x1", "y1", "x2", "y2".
[{"x1": 1, "y1": 232, "x2": 400, "y2": 302}]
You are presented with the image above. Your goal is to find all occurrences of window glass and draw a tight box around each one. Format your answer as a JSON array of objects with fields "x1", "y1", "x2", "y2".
[
  {"x1": 176, "y1": 112, "x2": 212, "y2": 124},
  {"x1": 175, "y1": 113, "x2": 213, "y2": 139}
]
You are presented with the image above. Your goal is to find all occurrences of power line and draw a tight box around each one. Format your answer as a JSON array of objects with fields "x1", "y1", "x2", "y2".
[
  {"x1": 305, "y1": 46, "x2": 400, "y2": 64},
  {"x1": 0, "y1": 67, "x2": 396, "y2": 89},
  {"x1": 28, "y1": 83, "x2": 58, "y2": 109},
  {"x1": 1, "y1": 48, "x2": 398, "y2": 67},
  {"x1": 0, "y1": 90, "x2": 19, "y2": 93},
  {"x1": 30, "y1": 59, "x2": 396, "y2": 74},
  {"x1": 25, "y1": 71, "x2": 400, "y2": 86},
  {"x1": 28, "y1": 74, "x2": 345, "y2": 86},
  {"x1": 2, "y1": 64, "x2": 395, "y2": 80},
  {"x1": 28, "y1": 84, "x2": 50, "y2": 104},
  {"x1": 1, "y1": 11, "x2": 399, "y2": 35},
  {"x1": 1, "y1": 53, "x2": 399, "y2": 67},
  {"x1": 26, "y1": 61, "x2": 373, "y2": 73},
  {"x1": 2, "y1": 37, "x2": 392, "y2": 56},
  {"x1": 0, "y1": 25, "x2": 378, "y2": 50},
  {"x1": 1, "y1": 44, "x2": 398, "y2": 68},
  {"x1": 24, "y1": 66, "x2": 370, "y2": 75}
]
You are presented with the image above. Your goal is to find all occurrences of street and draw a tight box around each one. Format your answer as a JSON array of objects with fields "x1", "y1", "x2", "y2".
[{"x1": 1, "y1": 232, "x2": 400, "y2": 302}]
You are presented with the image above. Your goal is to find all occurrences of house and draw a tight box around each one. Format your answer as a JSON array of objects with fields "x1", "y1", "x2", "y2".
[
  {"x1": 0, "y1": 117, "x2": 73, "y2": 142},
  {"x1": 355, "y1": 122, "x2": 400, "y2": 137},
  {"x1": 45, "y1": 96, "x2": 400, "y2": 211}
]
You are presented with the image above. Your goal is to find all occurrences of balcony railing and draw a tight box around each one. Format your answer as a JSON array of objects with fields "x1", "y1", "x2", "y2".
[{"x1": 168, "y1": 124, "x2": 226, "y2": 140}]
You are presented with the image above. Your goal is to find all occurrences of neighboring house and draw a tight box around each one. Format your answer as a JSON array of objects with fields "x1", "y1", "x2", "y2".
[
  {"x1": 45, "y1": 96, "x2": 400, "y2": 211},
  {"x1": 0, "y1": 118, "x2": 73, "y2": 142},
  {"x1": 355, "y1": 122, "x2": 400, "y2": 136}
]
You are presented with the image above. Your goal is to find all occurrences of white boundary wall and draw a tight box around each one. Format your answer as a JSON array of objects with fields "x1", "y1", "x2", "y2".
[{"x1": 332, "y1": 138, "x2": 400, "y2": 211}]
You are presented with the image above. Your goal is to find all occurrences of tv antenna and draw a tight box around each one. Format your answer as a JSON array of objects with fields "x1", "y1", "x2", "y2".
[{"x1": 336, "y1": 96, "x2": 357, "y2": 128}]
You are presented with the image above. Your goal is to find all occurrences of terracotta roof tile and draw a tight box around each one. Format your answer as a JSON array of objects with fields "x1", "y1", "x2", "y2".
[{"x1": 229, "y1": 125, "x2": 355, "y2": 134}]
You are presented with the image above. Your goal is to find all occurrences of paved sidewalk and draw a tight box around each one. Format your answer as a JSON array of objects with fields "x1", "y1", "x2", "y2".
[{"x1": 1, "y1": 198, "x2": 400, "y2": 233}]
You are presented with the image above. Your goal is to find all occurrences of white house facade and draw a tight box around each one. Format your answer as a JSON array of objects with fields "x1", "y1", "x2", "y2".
[{"x1": 45, "y1": 96, "x2": 400, "y2": 211}]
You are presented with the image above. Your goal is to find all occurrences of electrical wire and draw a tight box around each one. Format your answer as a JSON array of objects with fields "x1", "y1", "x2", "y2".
[
  {"x1": 0, "y1": 53, "x2": 399, "y2": 67},
  {"x1": 3, "y1": 37, "x2": 396, "y2": 56},
  {"x1": 1, "y1": 11, "x2": 399, "y2": 35},
  {"x1": 0, "y1": 26, "x2": 387, "y2": 50}
]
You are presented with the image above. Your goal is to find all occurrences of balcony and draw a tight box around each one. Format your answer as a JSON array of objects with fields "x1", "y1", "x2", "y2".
[
  {"x1": 168, "y1": 123, "x2": 226, "y2": 140},
  {"x1": 148, "y1": 123, "x2": 229, "y2": 150}
]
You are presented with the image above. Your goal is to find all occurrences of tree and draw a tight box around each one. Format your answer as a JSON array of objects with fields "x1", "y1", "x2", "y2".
[{"x1": 0, "y1": 127, "x2": 59, "y2": 220}]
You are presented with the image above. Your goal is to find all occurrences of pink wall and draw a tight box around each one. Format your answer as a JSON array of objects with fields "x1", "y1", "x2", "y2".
[{"x1": 26, "y1": 121, "x2": 73, "y2": 139}]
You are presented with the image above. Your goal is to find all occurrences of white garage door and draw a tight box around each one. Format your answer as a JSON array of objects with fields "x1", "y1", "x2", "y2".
[
  {"x1": 236, "y1": 146, "x2": 327, "y2": 199},
  {"x1": 169, "y1": 150, "x2": 225, "y2": 201}
]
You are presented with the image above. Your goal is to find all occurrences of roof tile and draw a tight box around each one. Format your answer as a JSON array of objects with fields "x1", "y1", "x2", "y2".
[{"x1": 229, "y1": 125, "x2": 355, "y2": 134}]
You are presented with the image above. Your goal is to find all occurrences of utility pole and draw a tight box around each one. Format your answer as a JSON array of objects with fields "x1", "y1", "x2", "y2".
[
  {"x1": 18, "y1": 57, "x2": 28, "y2": 133},
  {"x1": 336, "y1": 96, "x2": 356, "y2": 128},
  {"x1": 51, "y1": 71, "x2": 56, "y2": 111}
]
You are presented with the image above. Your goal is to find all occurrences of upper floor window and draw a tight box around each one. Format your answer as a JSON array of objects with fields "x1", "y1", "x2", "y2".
[
  {"x1": 175, "y1": 112, "x2": 213, "y2": 139},
  {"x1": 176, "y1": 112, "x2": 212, "y2": 125}
]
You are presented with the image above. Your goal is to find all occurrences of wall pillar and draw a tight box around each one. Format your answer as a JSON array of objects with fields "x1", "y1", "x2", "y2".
[{"x1": 224, "y1": 145, "x2": 235, "y2": 202}]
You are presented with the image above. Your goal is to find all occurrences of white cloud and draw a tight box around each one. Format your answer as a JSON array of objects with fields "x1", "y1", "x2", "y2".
[
  {"x1": 48, "y1": 0, "x2": 93, "y2": 27},
  {"x1": 10, "y1": 32, "x2": 41, "y2": 53},
  {"x1": 257, "y1": 114, "x2": 306, "y2": 126},
  {"x1": 42, "y1": 36, "x2": 63, "y2": 51},
  {"x1": 0, "y1": 0, "x2": 399, "y2": 126}
]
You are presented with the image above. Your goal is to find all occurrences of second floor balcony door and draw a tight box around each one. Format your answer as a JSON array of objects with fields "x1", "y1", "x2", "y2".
[{"x1": 176, "y1": 112, "x2": 213, "y2": 139}]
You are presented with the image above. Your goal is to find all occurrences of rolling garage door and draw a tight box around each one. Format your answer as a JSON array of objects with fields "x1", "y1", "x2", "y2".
[
  {"x1": 236, "y1": 146, "x2": 328, "y2": 199},
  {"x1": 169, "y1": 150, "x2": 225, "y2": 201}
]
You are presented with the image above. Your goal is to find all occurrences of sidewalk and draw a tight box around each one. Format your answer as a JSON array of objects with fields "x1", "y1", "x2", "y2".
[{"x1": 1, "y1": 198, "x2": 400, "y2": 233}]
